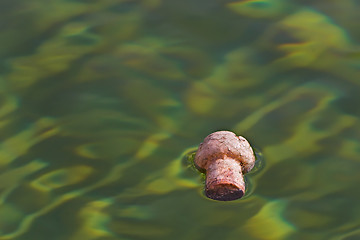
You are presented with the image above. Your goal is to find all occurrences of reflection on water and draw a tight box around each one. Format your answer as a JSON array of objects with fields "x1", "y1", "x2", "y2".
[{"x1": 0, "y1": 0, "x2": 360, "y2": 239}]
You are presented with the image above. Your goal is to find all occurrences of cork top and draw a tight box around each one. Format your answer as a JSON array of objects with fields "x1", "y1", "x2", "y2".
[{"x1": 194, "y1": 131, "x2": 255, "y2": 173}]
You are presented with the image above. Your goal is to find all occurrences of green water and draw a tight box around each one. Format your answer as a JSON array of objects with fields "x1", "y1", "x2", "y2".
[{"x1": 1, "y1": 0, "x2": 360, "y2": 239}]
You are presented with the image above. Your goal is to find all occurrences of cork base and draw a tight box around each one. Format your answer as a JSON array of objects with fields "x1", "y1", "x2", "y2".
[
  {"x1": 205, "y1": 158, "x2": 245, "y2": 201},
  {"x1": 206, "y1": 183, "x2": 244, "y2": 201}
]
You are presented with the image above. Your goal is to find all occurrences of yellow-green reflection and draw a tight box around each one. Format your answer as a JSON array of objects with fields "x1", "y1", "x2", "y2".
[
  {"x1": 31, "y1": 165, "x2": 93, "y2": 191},
  {"x1": 243, "y1": 200, "x2": 296, "y2": 239}
]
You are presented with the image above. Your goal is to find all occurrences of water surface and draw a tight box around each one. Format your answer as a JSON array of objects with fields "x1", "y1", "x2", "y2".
[{"x1": 0, "y1": 0, "x2": 360, "y2": 239}]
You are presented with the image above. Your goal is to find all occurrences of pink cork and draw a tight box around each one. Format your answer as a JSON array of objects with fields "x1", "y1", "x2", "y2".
[{"x1": 194, "y1": 131, "x2": 255, "y2": 201}]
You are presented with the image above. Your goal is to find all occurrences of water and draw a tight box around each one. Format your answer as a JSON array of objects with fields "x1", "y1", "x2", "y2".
[{"x1": 0, "y1": 0, "x2": 360, "y2": 239}]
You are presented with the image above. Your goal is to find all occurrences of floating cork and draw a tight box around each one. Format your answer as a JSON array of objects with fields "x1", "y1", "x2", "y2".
[{"x1": 194, "y1": 131, "x2": 255, "y2": 201}]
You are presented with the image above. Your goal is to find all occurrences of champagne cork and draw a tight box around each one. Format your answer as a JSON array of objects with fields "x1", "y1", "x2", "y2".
[{"x1": 194, "y1": 131, "x2": 255, "y2": 201}]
